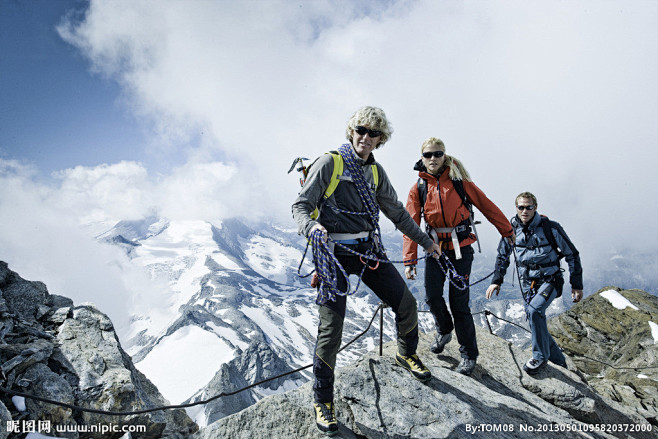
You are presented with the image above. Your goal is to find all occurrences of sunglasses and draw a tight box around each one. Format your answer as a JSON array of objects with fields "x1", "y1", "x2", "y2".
[
  {"x1": 355, "y1": 126, "x2": 382, "y2": 138},
  {"x1": 516, "y1": 205, "x2": 535, "y2": 211},
  {"x1": 422, "y1": 151, "x2": 445, "y2": 159}
]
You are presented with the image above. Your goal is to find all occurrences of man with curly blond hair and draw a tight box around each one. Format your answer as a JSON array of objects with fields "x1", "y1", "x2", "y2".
[{"x1": 292, "y1": 106, "x2": 441, "y2": 435}]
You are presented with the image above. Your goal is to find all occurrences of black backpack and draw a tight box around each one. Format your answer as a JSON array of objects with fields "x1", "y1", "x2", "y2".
[{"x1": 539, "y1": 215, "x2": 565, "y2": 260}]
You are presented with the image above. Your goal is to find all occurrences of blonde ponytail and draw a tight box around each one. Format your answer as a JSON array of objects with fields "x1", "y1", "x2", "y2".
[{"x1": 445, "y1": 155, "x2": 472, "y2": 182}]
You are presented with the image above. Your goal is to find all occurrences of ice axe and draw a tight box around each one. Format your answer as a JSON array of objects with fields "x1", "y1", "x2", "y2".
[{"x1": 288, "y1": 157, "x2": 310, "y2": 186}]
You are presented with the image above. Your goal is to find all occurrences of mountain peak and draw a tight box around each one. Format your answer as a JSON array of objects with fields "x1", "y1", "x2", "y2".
[{"x1": 194, "y1": 326, "x2": 654, "y2": 438}]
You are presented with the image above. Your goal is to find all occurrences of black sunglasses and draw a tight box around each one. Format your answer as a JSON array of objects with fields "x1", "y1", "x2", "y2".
[
  {"x1": 355, "y1": 126, "x2": 382, "y2": 137},
  {"x1": 516, "y1": 205, "x2": 535, "y2": 211},
  {"x1": 422, "y1": 151, "x2": 445, "y2": 159}
]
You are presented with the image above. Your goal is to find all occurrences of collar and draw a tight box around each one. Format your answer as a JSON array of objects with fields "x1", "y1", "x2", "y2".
[
  {"x1": 415, "y1": 160, "x2": 446, "y2": 181},
  {"x1": 515, "y1": 212, "x2": 540, "y2": 230},
  {"x1": 348, "y1": 144, "x2": 376, "y2": 166}
]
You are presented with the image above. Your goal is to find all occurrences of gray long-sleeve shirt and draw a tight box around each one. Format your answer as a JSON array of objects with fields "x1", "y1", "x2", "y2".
[{"x1": 291, "y1": 147, "x2": 434, "y2": 251}]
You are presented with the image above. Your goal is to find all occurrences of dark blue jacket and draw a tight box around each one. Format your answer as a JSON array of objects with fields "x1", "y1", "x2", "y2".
[{"x1": 492, "y1": 213, "x2": 583, "y2": 291}]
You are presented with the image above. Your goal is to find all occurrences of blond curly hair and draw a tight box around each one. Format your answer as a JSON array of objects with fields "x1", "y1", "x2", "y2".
[{"x1": 345, "y1": 106, "x2": 393, "y2": 148}]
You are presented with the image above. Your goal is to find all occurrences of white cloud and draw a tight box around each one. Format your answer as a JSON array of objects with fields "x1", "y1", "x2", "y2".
[
  {"x1": 54, "y1": 161, "x2": 152, "y2": 227},
  {"x1": 56, "y1": 1, "x2": 658, "y2": 228},
  {"x1": 0, "y1": 160, "x2": 133, "y2": 330},
  {"x1": 2, "y1": 0, "x2": 655, "y2": 301}
]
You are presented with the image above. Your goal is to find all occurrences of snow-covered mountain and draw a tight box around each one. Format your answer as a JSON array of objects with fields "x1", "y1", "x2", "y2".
[
  {"x1": 98, "y1": 216, "x2": 412, "y2": 425},
  {"x1": 98, "y1": 215, "x2": 657, "y2": 426}
]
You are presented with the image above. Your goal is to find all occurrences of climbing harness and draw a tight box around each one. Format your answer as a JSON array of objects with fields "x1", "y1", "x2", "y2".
[
  {"x1": 417, "y1": 176, "x2": 482, "y2": 255},
  {"x1": 294, "y1": 144, "x2": 505, "y2": 304}
]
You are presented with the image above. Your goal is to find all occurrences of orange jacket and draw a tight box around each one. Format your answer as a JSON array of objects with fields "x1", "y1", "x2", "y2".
[{"x1": 403, "y1": 168, "x2": 513, "y2": 265}]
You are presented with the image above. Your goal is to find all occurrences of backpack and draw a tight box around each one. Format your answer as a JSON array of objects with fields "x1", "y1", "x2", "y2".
[
  {"x1": 539, "y1": 215, "x2": 564, "y2": 260},
  {"x1": 417, "y1": 177, "x2": 481, "y2": 251},
  {"x1": 417, "y1": 177, "x2": 470, "y2": 218},
  {"x1": 310, "y1": 152, "x2": 379, "y2": 219}
]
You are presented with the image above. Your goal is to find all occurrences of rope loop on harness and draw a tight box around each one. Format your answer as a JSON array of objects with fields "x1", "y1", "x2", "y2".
[{"x1": 308, "y1": 229, "x2": 352, "y2": 305}]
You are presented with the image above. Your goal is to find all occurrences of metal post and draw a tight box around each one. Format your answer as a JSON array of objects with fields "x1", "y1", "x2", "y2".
[
  {"x1": 483, "y1": 310, "x2": 493, "y2": 334},
  {"x1": 379, "y1": 303, "x2": 384, "y2": 356}
]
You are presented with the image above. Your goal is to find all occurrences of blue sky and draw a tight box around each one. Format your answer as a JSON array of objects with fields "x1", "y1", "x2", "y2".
[
  {"x1": 0, "y1": 0, "x2": 657, "y2": 314},
  {"x1": 0, "y1": 0, "x2": 150, "y2": 175}
]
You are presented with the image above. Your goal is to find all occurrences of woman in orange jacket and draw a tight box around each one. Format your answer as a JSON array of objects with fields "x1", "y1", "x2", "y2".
[{"x1": 403, "y1": 137, "x2": 513, "y2": 375}]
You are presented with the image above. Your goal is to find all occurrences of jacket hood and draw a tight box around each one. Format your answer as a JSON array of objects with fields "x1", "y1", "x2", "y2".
[{"x1": 413, "y1": 159, "x2": 426, "y2": 172}]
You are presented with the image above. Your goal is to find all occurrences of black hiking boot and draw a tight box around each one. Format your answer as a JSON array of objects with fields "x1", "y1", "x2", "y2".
[
  {"x1": 523, "y1": 358, "x2": 547, "y2": 375},
  {"x1": 456, "y1": 358, "x2": 476, "y2": 376},
  {"x1": 430, "y1": 332, "x2": 452, "y2": 354},
  {"x1": 395, "y1": 353, "x2": 431, "y2": 382},
  {"x1": 313, "y1": 402, "x2": 338, "y2": 436}
]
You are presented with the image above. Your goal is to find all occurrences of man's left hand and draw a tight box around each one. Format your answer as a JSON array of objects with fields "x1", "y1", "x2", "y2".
[
  {"x1": 572, "y1": 289, "x2": 583, "y2": 303},
  {"x1": 425, "y1": 242, "x2": 442, "y2": 259}
]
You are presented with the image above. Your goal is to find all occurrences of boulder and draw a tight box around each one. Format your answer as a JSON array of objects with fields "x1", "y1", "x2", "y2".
[
  {"x1": 0, "y1": 262, "x2": 199, "y2": 438},
  {"x1": 549, "y1": 287, "x2": 658, "y2": 425}
]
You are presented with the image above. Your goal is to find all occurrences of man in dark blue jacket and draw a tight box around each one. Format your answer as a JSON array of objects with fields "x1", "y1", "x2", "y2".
[{"x1": 486, "y1": 192, "x2": 583, "y2": 375}]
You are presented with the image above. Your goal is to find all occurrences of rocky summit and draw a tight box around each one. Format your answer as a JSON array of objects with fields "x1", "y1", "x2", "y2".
[
  {"x1": 0, "y1": 262, "x2": 197, "y2": 439},
  {"x1": 195, "y1": 296, "x2": 657, "y2": 439},
  {"x1": 2, "y1": 258, "x2": 657, "y2": 439}
]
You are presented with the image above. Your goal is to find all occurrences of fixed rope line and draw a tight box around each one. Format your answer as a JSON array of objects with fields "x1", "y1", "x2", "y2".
[
  {"x1": 5, "y1": 303, "x2": 656, "y2": 417},
  {"x1": 0, "y1": 305, "x2": 384, "y2": 417},
  {"x1": 476, "y1": 309, "x2": 658, "y2": 371}
]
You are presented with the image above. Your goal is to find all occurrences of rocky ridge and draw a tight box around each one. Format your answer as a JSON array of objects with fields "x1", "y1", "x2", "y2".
[
  {"x1": 194, "y1": 325, "x2": 654, "y2": 439},
  {"x1": 184, "y1": 340, "x2": 306, "y2": 427},
  {"x1": 2, "y1": 256, "x2": 656, "y2": 439},
  {"x1": 549, "y1": 286, "x2": 658, "y2": 425},
  {"x1": 0, "y1": 261, "x2": 198, "y2": 438}
]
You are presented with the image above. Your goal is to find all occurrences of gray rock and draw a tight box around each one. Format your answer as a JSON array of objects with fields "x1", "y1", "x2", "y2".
[
  {"x1": 1, "y1": 338, "x2": 54, "y2": 386},
  {"x1": 549, "y1": 287, "x2": 658, "y2": 425},
  {"x1": 47, "y1": 294, "x2": 75, "y2": 309},
  {"x1": 56, "y1": 305, "x2": 198, "y2": 438},
  {"x1": 187, "y1": 340, "x2": 306, "y2": 426},
  {"x1": 194, "y1": 328, "x2": 653, "y2": 439},
  {"x1": 0, "y1": 262, "x2": 199, "y2": 439},
  {"x1": 0, "y1": 400, "x2": 10, "y2": 439},
  {"x1": 0, "y1": 262, "x2": 49, "y2": 321},
  {"x1": 20, "y1": 362, "x2": 77, "y2": 430},
  {"x1": 49, "y1": 306, "x2": 73, "y2": 324}
]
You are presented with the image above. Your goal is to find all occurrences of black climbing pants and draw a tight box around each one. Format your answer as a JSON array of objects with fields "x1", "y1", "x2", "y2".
[
  {"x1": 313, "y1": 251, "x2": 419, "y2": 403},
  {"x1": 424, "y1": 245, "x2": 478, "y2": 360}
]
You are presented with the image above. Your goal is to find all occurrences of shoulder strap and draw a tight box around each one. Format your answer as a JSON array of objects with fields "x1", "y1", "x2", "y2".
[
  {"x1": 540, "y1": 215, "x2": 564, "y2": 259},
  {"x1": 323, "y1": 152, "x2": 378, "y2": 199},
  {"x1": 417, "y1": 177, "x2": 427, "y2": 218},
  {"x1": 451, "y1": 179, "x2": 471, "y2": 210},
  {"x1": 310, "y1": 152, "x2": 341, "y2": 220},
  {"x1": 323, "y1": 153, "x2": 343, "y2": 199},
  {"x1": 371, "y1": 163, "x2": 379, "y2": 188}
]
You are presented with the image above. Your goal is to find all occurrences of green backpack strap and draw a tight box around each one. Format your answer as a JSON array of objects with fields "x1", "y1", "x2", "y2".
[
  {"x1": 311, "y1": 153, "x2": 378, "y2": 220},
  {"x1": 371, "y1": 162, "x2": 379, "y2": 188},
  {"x1": 324, "y1": 153, "x2": 344, "y2": 199}
]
